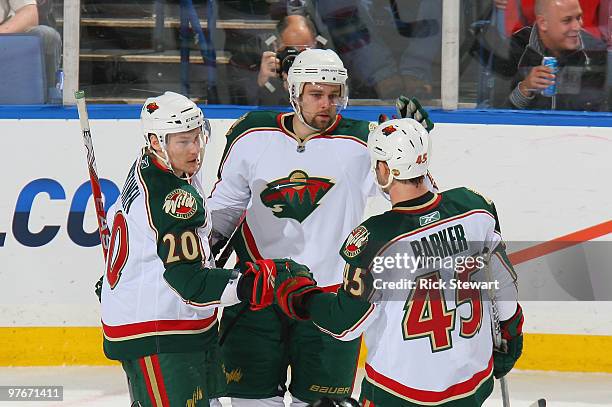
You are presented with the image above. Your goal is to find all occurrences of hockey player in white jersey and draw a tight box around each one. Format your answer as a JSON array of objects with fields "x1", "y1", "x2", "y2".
[
  {"x1": 276, "y1": 118, "x2": 524, "y2": 406},
  {"x1": 207, "y1": 48, "x2": 436, "y2": 406},
  {"x1": 98, "y1": 91, "x2": 312, "y2": 407}
]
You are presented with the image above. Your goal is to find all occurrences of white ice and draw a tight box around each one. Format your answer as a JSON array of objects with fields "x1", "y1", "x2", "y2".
[{"x1": 0, "y1": 367, "x2": 610, "y2": 406}]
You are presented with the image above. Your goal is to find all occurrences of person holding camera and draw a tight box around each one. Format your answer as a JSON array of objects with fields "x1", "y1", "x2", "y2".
[{"x1": 256, "y1": 14, "x2": 318, "y2": 105}]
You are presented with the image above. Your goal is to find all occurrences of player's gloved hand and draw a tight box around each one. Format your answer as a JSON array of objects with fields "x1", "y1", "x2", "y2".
[
  {"x1": 276, "y1": 273, "x2": 322, "y2": 321},
  {"x1": 94, "y1": 276, "x2": 103, "y2": 302},
  {"x1": 237, "y1": 259, "x2": 312, "y2": 311},
  {"x1": 377, "y1": 96, "x2": 434, "y2": 132},
  {"x1": 396, "y1": 96, "x2": 434, "y2": 132},
  {"x1": 494, "y1": 303, "x2": 524, "y2": 379}
]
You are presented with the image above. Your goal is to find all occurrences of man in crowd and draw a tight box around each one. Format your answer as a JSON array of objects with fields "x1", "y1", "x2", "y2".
[
  {"x1": 255, "y1": 14, "x2": 318, "y2": 105},
  {"x1": 491, "y1": 0, "x2": 608, "y2": 110},
  {"x1": 0, "y1": 0, "x2": 61, "y2": 98}
]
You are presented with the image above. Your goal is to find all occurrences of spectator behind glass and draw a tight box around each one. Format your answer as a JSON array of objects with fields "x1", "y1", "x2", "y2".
[
  {"x1": 491, "y1": 0, "x2": 608, "y2": 111},
  {"x1": 494, "y1": 0, "x2": 604, "y2": 39},
  {"x1": 600, "y1": 0, "x2": 611, "y2": 45},
  {"x1": 0, "y1": 0, "x2": 61, "y2": 101},
  {"x1": 256, "y1": 14, "x2": 317, "y2": 106}
]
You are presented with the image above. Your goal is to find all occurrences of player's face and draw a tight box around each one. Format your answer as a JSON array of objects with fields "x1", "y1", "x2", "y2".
[
  {"x1": 299, "y1": 83, "x2": 342, "y2": 130},
  {"x1": 166, "y1": 127, "x2": 203, "y2": 176},
  {"x1": 540, "y1": 0, "x2": 583, "y2": 52}
]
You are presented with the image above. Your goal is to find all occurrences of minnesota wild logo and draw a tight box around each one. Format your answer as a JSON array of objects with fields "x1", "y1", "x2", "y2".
[{"x1": 260, "y1": 170, "x2": 334, "y2": 223}]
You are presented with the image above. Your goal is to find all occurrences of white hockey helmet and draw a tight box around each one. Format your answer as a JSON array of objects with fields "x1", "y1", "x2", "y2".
[
  {"x1": 287, "y1": 49, "x2": 348, "y2": 128},
  {"x1": 368, "y1": 118, "x2": 432, "y2": 189},
  {"x1": 140, "y1": 91, "x2": 210, "y2": 179}
]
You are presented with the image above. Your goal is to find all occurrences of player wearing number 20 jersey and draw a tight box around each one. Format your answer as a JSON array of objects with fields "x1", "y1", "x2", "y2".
[
  {"x1": 100, "y1": 92, "x2": 244, "y2": 407},
  {"x1": 276, "y1": 119, "x2": 523, "y2": 406}
]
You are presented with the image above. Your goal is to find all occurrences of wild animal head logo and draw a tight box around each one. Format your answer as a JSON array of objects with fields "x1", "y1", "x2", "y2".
[
  {"x1": 382, "y1": 125, "x2": 397, "y2": 136},
  {"x1": 163, "y1": 189, "x2": 197, "y2": 219},
  {"x1": 260, "y1": 170, "x2": 334, "y2": 223},
  {"x1": 343, "y1": 225, "x2": 370, "y2": 258},
  {"x1": 146, "y1": 102, "x2": 159, "y2": 114}
]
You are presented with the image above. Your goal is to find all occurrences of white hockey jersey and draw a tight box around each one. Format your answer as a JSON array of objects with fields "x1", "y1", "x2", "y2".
[
  {"x1": 308, "y1": 188, "x2": 519, "y2": 405},
  {"x1": 101, "y1": 151, "x2": 239, "y2": 360},
  {"x1": 208, "y1": 111, "x2": 379, "y2": 288}
]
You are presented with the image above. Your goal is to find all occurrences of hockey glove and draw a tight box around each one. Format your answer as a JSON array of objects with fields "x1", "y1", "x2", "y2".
[
  {"x1": 237, "y1": 259, "x2": 313, "y2": 311},
  {"x1": 94, "y1": 275, "x2": 103, "y2": 302},
  {"x1": 494, "y1": 303, "x2": 524, "y2": 379},
  {"x1": 276, "y1": 276, "x2": 323, "y2": 321},
  {"x1": 396, "y1": 96, "x2": 434, "y2": 132},
  {"x1": 377, "y1": 96, "x2": 434, "y2": 132}
]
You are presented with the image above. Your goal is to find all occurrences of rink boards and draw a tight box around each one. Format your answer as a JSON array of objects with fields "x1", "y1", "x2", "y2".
[{"x1": 0, "y1": 107, "x2": 610, "y2": 371}]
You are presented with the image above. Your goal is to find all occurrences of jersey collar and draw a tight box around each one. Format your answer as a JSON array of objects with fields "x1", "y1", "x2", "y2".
[
  {"x1": 144, "y1": 149, "x2": 193, "y2": 184},
  {"x1": 277, "y1": 112, "x2": 342, "y2": 149},
  {"x1": 392, "y1": 191, "x2": 441, "y2": 214}
]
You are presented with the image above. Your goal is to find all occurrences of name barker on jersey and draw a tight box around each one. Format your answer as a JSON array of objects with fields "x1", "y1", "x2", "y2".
[{"x1": 410, "y1": 223, "x2": 469, "y2": 259}]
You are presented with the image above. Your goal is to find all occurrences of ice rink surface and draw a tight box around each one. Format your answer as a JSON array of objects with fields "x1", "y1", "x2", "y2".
[{"x1": 0, "y1": 366, "x2": 611, "y2": 406}]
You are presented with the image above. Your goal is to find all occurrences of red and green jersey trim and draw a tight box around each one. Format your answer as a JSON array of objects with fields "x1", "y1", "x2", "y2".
[
  {"x1": 391, "y1": 193, "x2": 442, "y2": 214},
  {"x1": 363, "y1": 357, "x2": 493, "y2": 405},
  {"x1": 103, "y1": 321, "x2": 218, "y2": 361},
  {"x1": 102, "y1": 310, "x2": 218, "y2": 342}
]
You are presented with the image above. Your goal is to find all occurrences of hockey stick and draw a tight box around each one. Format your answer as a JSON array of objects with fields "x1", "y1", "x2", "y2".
[
  {"x1": 214, "y1": 210, "x2": 246, "y2": 268},
  {"x1": 75, "y1": 90, "x2": 110, "y2": 262},
  {"x1": 482, "y1": 246, "x2": 511, "y2": 407},
  {"x1": 483, "y1": 248, "x2": 547, "y2": 407}
]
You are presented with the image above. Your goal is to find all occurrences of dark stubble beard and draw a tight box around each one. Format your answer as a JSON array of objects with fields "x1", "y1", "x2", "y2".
[{"x1": 306, "y1": 113, "x2": 334, "y2": 130}]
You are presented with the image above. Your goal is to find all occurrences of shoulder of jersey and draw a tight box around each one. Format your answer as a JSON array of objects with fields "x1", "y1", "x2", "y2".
[
  {"x1": 136, "y1": 157, "x2": 202, "y2": 222},
  {"x1": 340, "y1": 211, "x2": 402, "y2": 265},
  {"x1": 155, "y1": 185, "x2": 206, "y2": 225},
  {"x1": 442, "y1": 186, "x2": 496, "y2": 215},
  {"x1": 330, "y1": 117, "x2": 371, "y2": 144},
  {"x1": 225, "y1": 110, "x2": 281, "y2": 143}
]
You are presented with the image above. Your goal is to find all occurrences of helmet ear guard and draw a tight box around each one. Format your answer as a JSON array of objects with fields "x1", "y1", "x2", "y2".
[
  {"x1": 140, "y1": 92, "x2": 210, "y2": 180},
  {"x1": 367, "y1": 118, "x2": 432, "y2": 189}
]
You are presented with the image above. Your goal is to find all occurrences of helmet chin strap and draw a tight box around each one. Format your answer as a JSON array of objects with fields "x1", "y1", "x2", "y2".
[
  {"x1": 374, "y1": 167, "x2": 394, "y2": 202},
  {"x1": 150, "y1": 144, "x2": 202, "y2": 182},
  {"x1": 294, "y1": 100, "x2": 330, "y2": 133},
  {"x1": 378, "y1": 171, "x2": 394, "y2": 189},
  {"x1": 298, "y1": 110, "x2": 322, "y2": 133}
]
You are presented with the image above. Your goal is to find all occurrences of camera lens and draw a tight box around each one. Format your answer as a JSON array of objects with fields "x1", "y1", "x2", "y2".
[{"x1": 277, "y1": 47, "x2": 302, "y2": 76}]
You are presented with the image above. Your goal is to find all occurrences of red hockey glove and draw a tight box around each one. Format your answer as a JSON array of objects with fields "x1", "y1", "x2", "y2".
[
  {"x1": 494, "y1": 303, "x2": 524, "y2": 379},
  {"x1": 238, "y1": 259, "x2": 278, "y2": 311},
  {"x1": 276, "y1": 276, "x2": 322, "y2": 320},
  {"x1": 238, "y1": 259, "x2": 313, "y2": 311}
]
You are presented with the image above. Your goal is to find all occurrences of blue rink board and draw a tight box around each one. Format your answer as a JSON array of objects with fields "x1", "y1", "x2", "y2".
[{"x1": 1, "y1": 104, "x2": 612, "y2": 127}]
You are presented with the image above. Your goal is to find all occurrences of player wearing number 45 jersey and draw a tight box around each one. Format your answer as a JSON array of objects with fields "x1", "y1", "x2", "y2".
[
  {"x1": 277, "y1": 118, "x2": 524, "y2": 406},
  {"x1": 99, "y1": 91, "x2": 312, "y2": 407}
]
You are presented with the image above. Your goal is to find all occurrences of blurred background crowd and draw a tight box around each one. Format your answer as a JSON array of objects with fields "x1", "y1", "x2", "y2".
[{"x1": 1, "y1": 0, "x2": 610, "y2": 111}]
